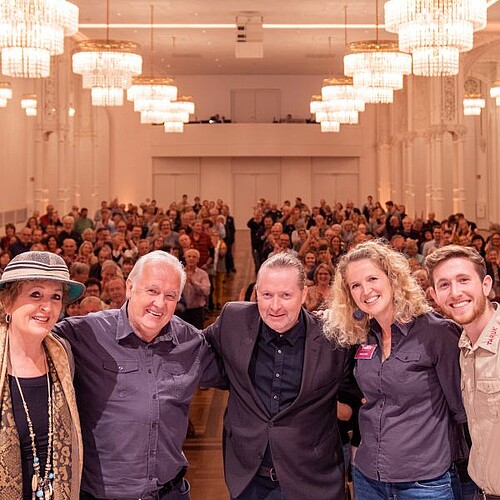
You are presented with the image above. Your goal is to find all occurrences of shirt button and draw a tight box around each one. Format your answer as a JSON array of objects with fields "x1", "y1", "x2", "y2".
[
  {"x1": 118, "y1": 366, "x2": 123, "y2": 371},
  {"x1": 148, "y1": 369, "x2": 152, "y2": 374},
  {"x1": 277, "y1": 349, "x2": 282, "y2": 354},
  {"x1": 273, "y1": 395, "x2": 278, "y2": 400},
  {"x1": 275, "y1": 373, "x2": 280, "y2": 378},
  {"x1": 152, "y1": 394, "x2": 157, "y2": 400},
  {"x1": 268, "y1": 422, "x2": 274, "y2": 427}
]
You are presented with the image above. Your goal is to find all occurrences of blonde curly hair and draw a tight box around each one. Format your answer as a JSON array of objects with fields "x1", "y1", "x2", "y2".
[{"x1": 323, "y1": 240, "x2": 431, "y2": 346}]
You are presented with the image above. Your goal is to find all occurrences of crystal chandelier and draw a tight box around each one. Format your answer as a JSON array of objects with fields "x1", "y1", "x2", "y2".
[
  {"x1": 72, "y1": 0, "x2": 142, "y2": 106},
  {"x1": 126, "y1": 7, "x2": 179, "y2": 121},
  {"x1": 385, "y1": 0, "x2": 487, "y2": 76},
  {"x1": 309, "y1": 96, "x2": 340, "y2": 132},
  {"x1": 21, "y1": 94, "x2": 37, "y2": 116},
  {"x1": 0, "y1": 0, "x2": 78, "y2": 78},
  {"x1": 463, "y1": 93, "x2": 485, "y2": 116},
  {"x1": 0, "y1": 81, "x2": 12, "y2": 107},
  {"x1": 490, "y1": 82, "x2": 500, "y2": 106},
  {"x1": 344, "y1": 40, "x2": 411, "y2": 104},
  {"x1": 321, "y1": 77, "x2": 365, "y2": 113},
  {"x1": 343, "y1": 0, "x2": 411, "y2": 104}
]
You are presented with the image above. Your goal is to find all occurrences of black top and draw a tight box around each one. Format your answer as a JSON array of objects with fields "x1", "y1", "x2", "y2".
[
  {"x1": 9, "y1": 374, "x2": 50, "y2": 500},
  {"x1": 249, "y1": 312, "x2": 306, "y2": 467}
]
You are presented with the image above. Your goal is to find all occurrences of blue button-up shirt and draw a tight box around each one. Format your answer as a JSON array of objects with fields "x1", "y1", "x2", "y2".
[
  {"x1": 54, "y1": 303, "x2": 221, "y2": 499},
  {"x1": 354, "y1": 312, "x2": 467, "y2": 483}
]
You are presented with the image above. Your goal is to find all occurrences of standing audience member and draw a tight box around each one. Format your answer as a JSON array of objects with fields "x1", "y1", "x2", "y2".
[
  {"x1": 180, "y1": 249, "x2": 211, "y2": 329},
  {"x1": 426, "y1": 245, "x2": 500, "y2": 499},
  {"x1": 0, "y1": 252, "x2": 85, "y2": 498},
  {"x1": 53, "y1": 251, "x2": 222, "y2": 499},
  {"x1": 323, "y1": 240, "x2": 467, "y2": 500}
]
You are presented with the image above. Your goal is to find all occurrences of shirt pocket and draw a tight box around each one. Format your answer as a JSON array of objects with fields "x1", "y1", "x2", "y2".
[
  {"x1": 163, "y1": 361, "x2": 189, "y2": 399},
  {"x1": 476, "y1": 378, "x2": 500, "y2": 421},
  {"x1": 393, "y1": 351, "x2": 421, "y2": 383},
  {"x1": 102, "y1": 359, "x2": 141, "y2": 399}
]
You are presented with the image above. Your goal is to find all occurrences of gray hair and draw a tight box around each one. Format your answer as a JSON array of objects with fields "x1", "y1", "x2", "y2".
[
  {"x1": 128, "y1": 250, "x2": 186, "y2": 294},
  {"x1": 257, "y1": 253, "x2": 306, "y2": 290}
]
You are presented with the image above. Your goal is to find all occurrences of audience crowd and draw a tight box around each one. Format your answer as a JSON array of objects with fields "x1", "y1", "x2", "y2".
[
  {"x1": 0, "y1": 196, "x2": 236, "y2": 328},
  {"x1": 247, "y1": 195, "x2": 498, "y2": 313}
]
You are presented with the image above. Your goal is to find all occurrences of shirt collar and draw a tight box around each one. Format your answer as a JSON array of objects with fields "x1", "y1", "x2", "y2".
[
  {"x1": 261, "y1": 310, "x2": 306, "y2": 347},
  {"x1": 460, "y1": 303, "x2": 500, "y2": 354},
  {"x1": 370, "y1": 317, "x2": 415, "y2": 338},
  {"x1": 115, "y1": 301, "x2": 179, "y2": 345}
]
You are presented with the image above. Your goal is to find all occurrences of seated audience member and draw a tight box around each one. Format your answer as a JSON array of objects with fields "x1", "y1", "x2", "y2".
[
  {"x1": 9, "y1": 227, "x2": 32, "y2": 256},
  {"x1": 79, "y1": 296, "x2": 107, "y2": 315},
  {"x1": 404, "y1": 239, "x2": 424, "y2": 265},
  {"x1": 305, "y1": 263, "x2": 334, "y2": 312},
  {"x1": 84, "y1": 277, "x2": 102, "y2": 298},
  {"x1": 57, "y1": 215, "x2": 83, "y2": 247},
  {"x1": 470, "y1": 234, "x2": 486, "y2": 257},
  {"x1": 0, "y1": 223, "x2": 16, "y2": 251},
  {"x1": 105, "y1": 276, "x2": 127, "y2": 309},
  {"x1": 121, "y1": 256, "x2": 136, "y2": 279},
  {"x1": 65, "y1": 299, "x2": 82, "y2": 317},
  {"x1": 70, "y1": 261, "x2": 90, "y2": 284},
  {"x1": 61, "y1": 237, "x2": 78, "y2": 267}
]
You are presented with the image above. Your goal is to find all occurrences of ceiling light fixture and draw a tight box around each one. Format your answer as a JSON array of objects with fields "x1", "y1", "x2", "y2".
[
  {"x1": 344, "y1": 0, "x2": 411, "y2": 104},
  {"x1": 0, "y1": 81, "x2": 12, "y2": 107},
  {"x1": 127, "y1": 5, "x2": 178, "y2": 122},
  {"x1": 72, "y1": 0, "x2": 142, "y2": 106},
  {"x1": 21, "y1": 93, "x2": 37, "y2": 116},
  {"x1": 385, "y1": 0, "x2": 487, "y2": 76},
  {"x1": 0, "y1": 0, "x2": 78, "y2": 78},
  {"x1": 463, "y1": 93, "x2": 485, "y2": 115},
  {"x1": 490, "y1": 81, "x2": 500, "y2": 105}
]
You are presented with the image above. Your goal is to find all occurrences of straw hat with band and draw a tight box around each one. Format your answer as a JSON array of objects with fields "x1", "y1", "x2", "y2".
[{"x1": 0, "y1": 251, "x2": 85, "y2": 303}]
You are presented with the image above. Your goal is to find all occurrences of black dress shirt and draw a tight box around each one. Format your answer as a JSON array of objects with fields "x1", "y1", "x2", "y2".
[
  {"x1": 53, "y1": 303, "x2": 222, "y2": 499},
  {"x1": 249, "y1": 312, "x2": 306, "y2": 467}
]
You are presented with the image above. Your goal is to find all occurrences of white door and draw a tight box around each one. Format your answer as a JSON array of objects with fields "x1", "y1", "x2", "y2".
[
  {"x1": 312, "y1": 173, "x2": 359, "y2": 207},
  {"x1": 233, "y1": 173, "x2": 280, "y2": 229}
]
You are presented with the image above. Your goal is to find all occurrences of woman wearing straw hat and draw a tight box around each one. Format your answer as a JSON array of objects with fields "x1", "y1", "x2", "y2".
[{"x1": 0, "y1": 251, "x2": 85, "y2": 499}]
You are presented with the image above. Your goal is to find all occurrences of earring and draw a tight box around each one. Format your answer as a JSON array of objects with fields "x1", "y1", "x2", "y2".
[
  {"x1": 5, "y1": 313, "x2": 11, "y2": 324},
  {"x1": 352, "y1": 308, "x2": 366, "y2": 321}
]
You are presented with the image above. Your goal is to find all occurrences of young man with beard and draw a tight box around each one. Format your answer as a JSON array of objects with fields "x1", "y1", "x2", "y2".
[{"x1": 426, "y1": 245, "x2": 500, "y2": 500}]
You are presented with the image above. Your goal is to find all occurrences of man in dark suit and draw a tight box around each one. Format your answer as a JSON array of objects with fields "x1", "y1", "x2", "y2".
[{"x1": 205, "y1": 253, "x2": 349, "y2": 500}]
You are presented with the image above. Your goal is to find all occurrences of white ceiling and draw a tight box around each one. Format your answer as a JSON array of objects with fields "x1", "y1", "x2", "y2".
[{"x1": 72, "y1": 0, "x2": 500, "y2": 76}]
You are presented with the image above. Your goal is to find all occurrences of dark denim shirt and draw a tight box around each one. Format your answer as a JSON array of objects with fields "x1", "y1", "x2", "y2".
[
  {"x1": 54, "y1": 303, "x2": 221, "y2": 499},
  {"x1": 354, "y1": 312, "x2": 467, "y2": 482}
]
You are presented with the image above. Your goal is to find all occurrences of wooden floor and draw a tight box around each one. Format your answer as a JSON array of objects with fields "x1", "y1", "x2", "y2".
[{"x1": 184, "y1": 231, "x2": 255, "y2": 500}]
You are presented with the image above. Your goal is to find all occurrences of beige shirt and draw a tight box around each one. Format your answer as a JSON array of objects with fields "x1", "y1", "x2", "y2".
[{"x1": 459, "y1": 306, "x2": 500, "y2": 495}]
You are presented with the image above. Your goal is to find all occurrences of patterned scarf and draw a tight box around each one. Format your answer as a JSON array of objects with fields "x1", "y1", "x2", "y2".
[{"x1": 0, "y1": 326, "x2": 82, "y2": 499}]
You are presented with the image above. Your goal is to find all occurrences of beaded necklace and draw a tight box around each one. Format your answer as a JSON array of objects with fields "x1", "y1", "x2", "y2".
[{"x1": 12, "y1": 356, "x2": 55, "y2": 500}]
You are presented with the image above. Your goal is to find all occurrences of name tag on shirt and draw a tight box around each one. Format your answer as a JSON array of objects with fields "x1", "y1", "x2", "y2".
[{"x1": 355, "y1": 344, "x2": 377, "y2": 360}]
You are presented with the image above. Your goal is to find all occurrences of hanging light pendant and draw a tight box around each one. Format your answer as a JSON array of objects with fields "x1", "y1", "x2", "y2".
[
  {"x1": 127, "y1": 6, "x2": 183, "y2": 124},
  {"x1": 0, "y1": 0, "x2": 78, "y2": 78},
  {"x1": 490, "y1": 81, "x2": 500, "y2": 106},
  {"x1": 463, "y1": 93, "x2": 485, "y2": 116},
  {"x1": 72, "y1": 0, "x2": 142, "y2": 106},
  {"x1": 21, "y1": 93, "x2": 37, "y2": 116},
  {"x1": 0, "y1": 81, "x2": 12, "y2": 107},
  {"x1": 385, "y1": 0, "x2": 487, "y2": 76},
  {"x1": 343, "y1": 0, "x2": 411, "y2": 104}
]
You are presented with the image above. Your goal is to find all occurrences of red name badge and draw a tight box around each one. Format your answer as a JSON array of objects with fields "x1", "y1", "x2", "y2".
[{"x1": 355, "y1": 344, "x2": 377, "y2": 360}]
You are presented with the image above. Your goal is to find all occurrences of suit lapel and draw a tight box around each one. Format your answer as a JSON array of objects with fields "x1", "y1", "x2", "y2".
[
  {"x1": 276, "y1": 311, "x2": 322, "y2": 419},
  {"x1": 239, "y1": 306, "x2": 270, "y2": 418}
]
